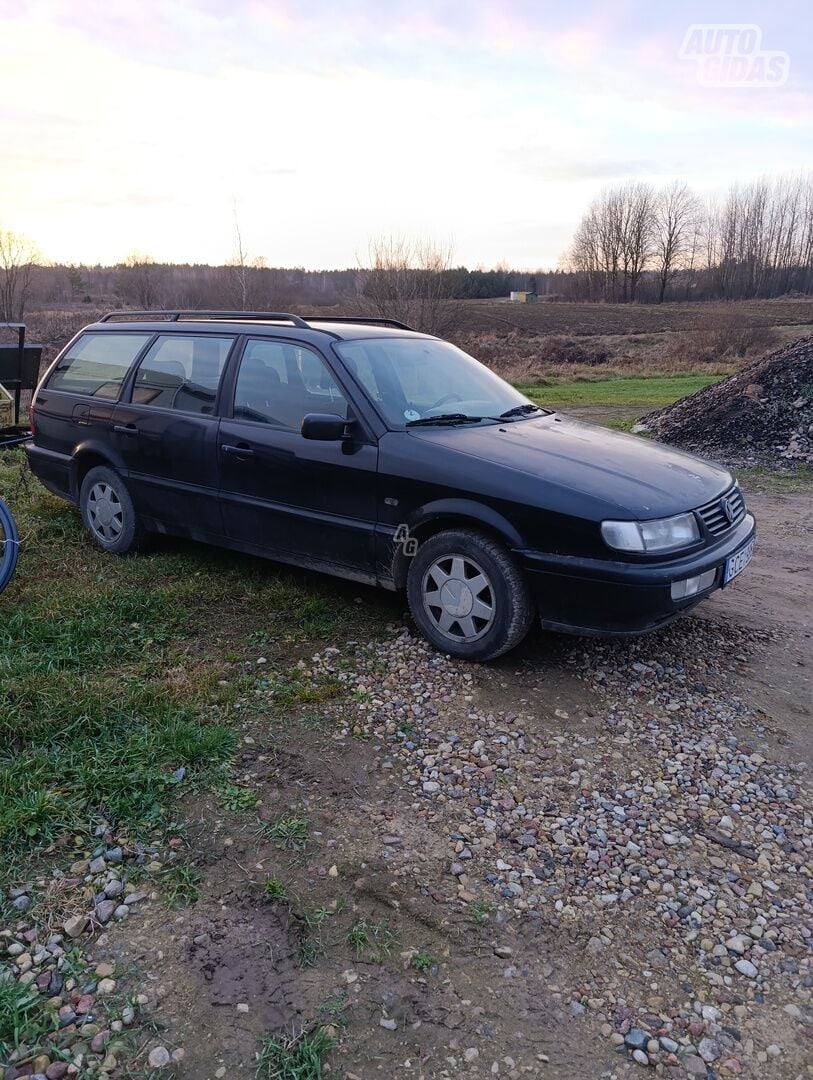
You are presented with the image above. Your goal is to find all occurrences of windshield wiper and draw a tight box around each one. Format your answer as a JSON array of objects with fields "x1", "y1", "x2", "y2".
[
  {"x1": 406, "y1": 413, "x2": 487, "y2": 427},
  {"x1": 499, "y1": 403, "x2": 547, "y2": 418}
]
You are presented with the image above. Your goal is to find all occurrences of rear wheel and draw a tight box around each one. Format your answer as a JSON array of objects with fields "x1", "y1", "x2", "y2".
[
  {"x1": 406, "y1": 529, "x2": 534, "y2": 661},
  {"x1": 79, "y1": 465, "x2": 147, "y2": 554}
]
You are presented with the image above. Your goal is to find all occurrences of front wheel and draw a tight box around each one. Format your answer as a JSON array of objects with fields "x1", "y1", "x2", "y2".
[
  {"x1": 79, "y1": 465, "x2": 147, "y2": 554},
  {"x1": 406, "y1": 529, "x2": 535, "y2": 661}
]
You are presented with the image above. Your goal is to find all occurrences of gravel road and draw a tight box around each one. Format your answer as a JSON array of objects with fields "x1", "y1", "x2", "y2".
[{"x1": 3, "y1": 488, "x2": 810, "y2": 1079}]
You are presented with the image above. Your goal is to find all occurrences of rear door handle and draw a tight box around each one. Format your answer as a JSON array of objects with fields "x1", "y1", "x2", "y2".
[
  {"x1": 221, "y1": 443, "x2": 255, "y2": 458},
  {"x1": 113, "y1": 424, "x2": 138, "y2": 435}
]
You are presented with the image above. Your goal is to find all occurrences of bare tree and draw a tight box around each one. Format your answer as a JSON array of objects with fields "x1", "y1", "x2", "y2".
[
  {"x1": 0, "y1": 227, "x2": 38, "y2": 321},
  {"x1": 653, "y1": 181, "x2": 701, "y2": 302},
  {"x1": 225, "y1": 206, "x2": 268, "y2": 310},
  {"x1": 619, "y1": 181, "x2": 655, "y2": 302},
  {"x1": 568, "y1": 184, "x2": 653, "y2": 302},
  {"x1": 118, "y1": 253, "x2": 162, "y2": 308},
  {"x1": 231, "y1": 207, "x2": 250, "y2": 311},
  {"x1": 566, "y1": 171, "x2": 813, "y2": 302},
  {"x1": 360, "y1": 236, "x2": 458, "y2": 335}
]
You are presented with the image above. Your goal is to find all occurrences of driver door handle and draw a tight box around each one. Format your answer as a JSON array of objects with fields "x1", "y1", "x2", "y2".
[
  {"x1": 113, "y1": 424, "x2": 138, "y2": 435},
  {"x1": 221, "y1": 443, "x2": 255, "y2": 458}
]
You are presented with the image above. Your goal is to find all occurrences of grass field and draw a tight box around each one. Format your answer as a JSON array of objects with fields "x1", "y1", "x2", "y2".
[
  {"x1": 516, "y1": 373, "x2": 723, "y2": 410},
  {"x1": 0, "y1": 451, "x2": 389, "y2": 884}
]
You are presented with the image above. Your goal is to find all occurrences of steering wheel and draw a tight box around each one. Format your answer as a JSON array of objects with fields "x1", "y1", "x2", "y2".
[{"x1": 427, "y1": 393, "x2": 463, "y2": 411}]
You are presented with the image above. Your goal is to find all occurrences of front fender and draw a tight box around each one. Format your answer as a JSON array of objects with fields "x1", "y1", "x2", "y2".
[
  {"x1": 406, "y1": 498, "x2": 525, "y2": 549},
  {"x1": 380, "y1": 498, "x2": 527, "y2": 589}
]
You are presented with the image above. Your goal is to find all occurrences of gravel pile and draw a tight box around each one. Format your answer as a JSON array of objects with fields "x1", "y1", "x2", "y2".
[
  {"x1": 303, "y1": 620, "x2": 812, "y2": 1076},
  {"x1": 641, "y1": 336, "x2": 813, "y2": 467}
]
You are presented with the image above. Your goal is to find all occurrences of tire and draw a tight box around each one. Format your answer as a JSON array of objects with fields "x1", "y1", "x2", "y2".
[
  {"x1": 406, "y1": 529, "x2": 535, "y2": 662},
  {"x1": 79, "y1": 465, "x2": 147, "y2": 555},
  {"x1": 0, "y1": 497, "x2": 20, "y2": 595}
]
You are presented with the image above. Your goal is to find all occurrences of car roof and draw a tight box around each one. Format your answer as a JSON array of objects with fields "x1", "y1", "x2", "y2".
[{"x1": 88, "y1": 311, "x2": 435, "y2": 343}]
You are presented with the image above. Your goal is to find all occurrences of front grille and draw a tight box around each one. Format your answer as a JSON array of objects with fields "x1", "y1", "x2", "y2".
[{"x1": 696, "y1": 486, "x2": 746, "y2": 536}]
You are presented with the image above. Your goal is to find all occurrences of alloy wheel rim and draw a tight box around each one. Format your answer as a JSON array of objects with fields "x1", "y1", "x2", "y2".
[
  {"x1": 88, "y1": 482, "x2": 124, "y2": 541},
  {"x1": 422, "y1": 554, "x2": 495, "y2": 643}
]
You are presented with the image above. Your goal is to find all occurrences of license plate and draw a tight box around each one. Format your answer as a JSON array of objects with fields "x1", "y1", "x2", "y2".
[{"x1": 724, "y1": 539, "x2": 755, "y2": 584}]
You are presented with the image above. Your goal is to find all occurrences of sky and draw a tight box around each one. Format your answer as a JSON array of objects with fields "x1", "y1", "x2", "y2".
[{"x1": 0, "y1": 0, "x2": 811, "y2": 269}]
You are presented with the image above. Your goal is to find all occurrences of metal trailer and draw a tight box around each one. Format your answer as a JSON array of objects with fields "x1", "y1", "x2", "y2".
[
  {"x1": 0, "y1": 321, "x2": 43, "y2": 426},
  {"x1": 0, "y1": 320, "x2": 37, "y2": 594}
]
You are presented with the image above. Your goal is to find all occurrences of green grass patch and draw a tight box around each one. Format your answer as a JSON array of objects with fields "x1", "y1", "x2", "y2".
[
  {"x1": 264, "y1": 671, "x2": 343, "y2": 708},
  {"x1": 297, "y1": 933, "x2": 325, "y2": 969},
  {"x1": 263, "y1": 876, "x2": 289, "y2": 902},
  {"x1": 260, "y1": 814, "x2": 310, "y2": 851},
  {"x1": 346, "y1": 918, "x2": 398, "y2": 960},
  {"x1": 294, "y1": 905, "x2": 334, "y2": 969},
  {"x1": 738, "y1": 465, "x2": 813, "y2": 494},
  {"x1": 256, "y1": 1026, "x2": 334, "y2": 1080},
  {"x1": 0, "y1": 976, "x2": 55, "y2": 1059},
  {"x1": 0, "y1": 449, "x2": 389, "y2": 882},
  {"x1": 214, "y1": 774, "x2": 259, "y2": 813},
  {"x1": 316, "y1": 991, "x2": 348, "y2": 1029},
  {"x1": 515, "y1": 373, "x2": 723, "y2": 410},
  {"x1": 469, "y1": 899, "x2": 493, "y2": 924},
  {"x1": 158, "y1": 861, "x2": 203, "y2": 907},
  {"x1": 411, "y1": 950, "x2": 438, "y2": 975}
]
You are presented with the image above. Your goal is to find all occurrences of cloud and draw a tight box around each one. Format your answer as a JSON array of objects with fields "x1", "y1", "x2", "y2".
[
  {"x1": 0, "y1": 1, "x2": 810, "y2": 267},
  {"x1": 509, "y1": 154, "x2": 668, "y2": 182}
]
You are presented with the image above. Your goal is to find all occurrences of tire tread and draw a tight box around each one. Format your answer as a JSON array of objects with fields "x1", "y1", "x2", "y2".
[{"x1": 406, "y1": 528, "x2": 535, "y2": 661}]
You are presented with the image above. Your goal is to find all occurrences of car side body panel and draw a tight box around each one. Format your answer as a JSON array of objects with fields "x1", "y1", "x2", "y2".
[{"x1": 25, "y1": 315, "x2": 757, "y2": 646}]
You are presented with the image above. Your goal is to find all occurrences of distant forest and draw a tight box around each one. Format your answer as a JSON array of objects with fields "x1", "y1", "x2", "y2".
[{"x1": 2, "y1": 172, "x2": 812, "y2": 323}]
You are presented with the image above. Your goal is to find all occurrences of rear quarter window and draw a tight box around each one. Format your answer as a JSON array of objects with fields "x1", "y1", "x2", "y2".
[{"x1": 47, "y1": 332, "x2": 152, "y2": 399}]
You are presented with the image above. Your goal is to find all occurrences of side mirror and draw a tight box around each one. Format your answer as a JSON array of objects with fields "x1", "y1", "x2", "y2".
[{"x1": 301, "y1": 413, "x2": 352, "y2": 441}]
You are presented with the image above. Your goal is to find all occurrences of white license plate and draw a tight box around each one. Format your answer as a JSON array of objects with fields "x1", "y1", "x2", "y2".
[{"x1": 724, "y1": 539, "x2": 755, "y2": 584}]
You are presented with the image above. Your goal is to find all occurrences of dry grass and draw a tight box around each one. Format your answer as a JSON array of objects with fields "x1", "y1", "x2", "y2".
[
  {"x1": 451, "y1": 329, "x2": 737, "y2": 383},
  {"x1": 451, "y1": 311, "x2": 791, "y2": 384},
  {"x1": 12, "y1": 299, "x2": 812, "y2": 400},
  {"x1": 455, "y1": 297, "x2": 813, "y2": 336}
]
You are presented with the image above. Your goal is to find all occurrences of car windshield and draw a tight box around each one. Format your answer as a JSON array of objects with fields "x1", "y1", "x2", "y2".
[{"x1": 334, "y1": 337, "x2": 538, "y2": 429}]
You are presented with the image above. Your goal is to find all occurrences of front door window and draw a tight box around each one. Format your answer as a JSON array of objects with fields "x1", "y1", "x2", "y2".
[{"x1": 233, "y1": 339, "x2": 347, "y2": 429}]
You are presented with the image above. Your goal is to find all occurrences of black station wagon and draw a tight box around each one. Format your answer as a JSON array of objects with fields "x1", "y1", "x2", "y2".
[{"x1": 26, "y1": 311, "x2": 756, "y2": 661}]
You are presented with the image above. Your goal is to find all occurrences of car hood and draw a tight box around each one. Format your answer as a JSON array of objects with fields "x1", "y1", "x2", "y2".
[{"x1": 407, "y1": 413, "x2": 732, "y2": 519}]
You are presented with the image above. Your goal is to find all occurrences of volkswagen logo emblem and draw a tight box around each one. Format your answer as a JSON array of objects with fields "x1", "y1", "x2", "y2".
[{"x1": 722, "y1": 494, "x2": 737, "y2": 523}]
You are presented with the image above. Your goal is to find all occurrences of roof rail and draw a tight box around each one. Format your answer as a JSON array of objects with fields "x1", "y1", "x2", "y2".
[
  {"x1": 99, "y1": 310, "x2": 310, "y2": 327},
  {"x1": 303, "y1": 315, "x2": 417, "y2": 332}
]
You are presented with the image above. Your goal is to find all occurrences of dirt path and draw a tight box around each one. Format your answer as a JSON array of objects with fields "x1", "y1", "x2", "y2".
[
  {"x1": 82, "y1": 487, "x2": 812, "y2": 1080},
  {"x1": 697, "y1": 489, "x2": 812, "y2": 766}
]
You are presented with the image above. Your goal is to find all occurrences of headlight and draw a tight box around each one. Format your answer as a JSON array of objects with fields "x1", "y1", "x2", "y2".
[{"x1": 601, "y1": 512, "x2": 700, "y2": 553}]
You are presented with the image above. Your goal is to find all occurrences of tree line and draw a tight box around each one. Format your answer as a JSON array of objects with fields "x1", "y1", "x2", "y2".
[
  {"x1": 0, "y1": 248, "x2": 543, "y2": 323},
  {"x1": 2, "y1": 170, "x2": 812, "y2": 322},
  {"x1": 565, "y1": 173, "x2": 813, "y2": 303}
]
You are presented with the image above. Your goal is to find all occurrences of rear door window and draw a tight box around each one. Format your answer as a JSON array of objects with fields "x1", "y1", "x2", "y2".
[
  {"x1": 131, "y1": 334, "x2": 234, "y2": 414},
  {"x1": 47, "y1": 332, "x2": 151, "y2": 399}
]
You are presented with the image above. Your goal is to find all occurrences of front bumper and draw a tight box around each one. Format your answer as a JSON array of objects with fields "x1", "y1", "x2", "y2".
[{"x1": 516, "y1": 514, "x2": 756, "y2": 636}]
